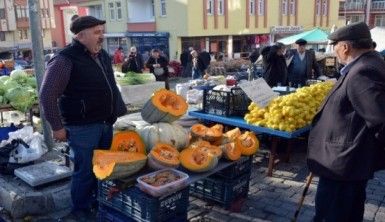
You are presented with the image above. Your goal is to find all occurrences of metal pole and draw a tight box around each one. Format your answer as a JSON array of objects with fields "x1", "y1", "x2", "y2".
[
  {"x1": 365, "y1": 0, "x2": 372, "y2": 25},
  {"x1": 28, "y1": 0, "x2": 54, "y2": 149}
]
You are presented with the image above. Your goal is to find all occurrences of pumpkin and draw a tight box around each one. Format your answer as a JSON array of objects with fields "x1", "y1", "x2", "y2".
[
  {"x1": 180, "y1": 147, "x2": 218, "y2": 172},
  {"x1": 92, "y1": 150, "x2": 147, "y2": 180},
  {"x1": 148, "y1": 143, "x2": 180, "y2": 170},
  {"x1": 237, "y1": 131, "x2": 259, "y2": 156},
  {"x1": 189, "y1": 140, "x2": 222, "y2": 158},
  {"x1": 137, "y1": 122, "x2": 189, "y2": 152},
  {"x1": 190, "y1": 124, "x2": 223, "y2": 142},
  {"x1": 110, "y1": 131, "x2": 146, "y2": 154},
  {"x1": 211, "y1": 127, "x2": 241, "y2": 146},
  {"x1": 221, "y1": 142, "x2": 242, "y2": 161},
  {"x1": 141, "y1": 89, "x2": 188, "y2": 123}
]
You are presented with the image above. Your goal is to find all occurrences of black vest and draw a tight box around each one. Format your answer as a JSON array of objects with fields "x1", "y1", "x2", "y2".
[{"x1": 58, "y1": 40, "x2": 126, "y2": 125}]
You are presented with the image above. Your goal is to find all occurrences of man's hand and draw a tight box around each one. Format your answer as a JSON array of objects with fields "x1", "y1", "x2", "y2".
[{"x1": 53, "y1": 128, "x2": 67, "y2": 142}]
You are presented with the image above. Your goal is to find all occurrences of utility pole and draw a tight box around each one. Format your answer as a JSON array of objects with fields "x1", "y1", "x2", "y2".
[
  {"x1": 365, "y1": 0, "x2": 372, "y2": 25},
  {"x1": 28, "y1": 0, "x2": 54, "y2": 149}
]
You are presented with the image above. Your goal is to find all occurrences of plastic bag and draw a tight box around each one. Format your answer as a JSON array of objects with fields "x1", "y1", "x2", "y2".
[{"x1": 186, "y1": 89, "x2": 203, "y2": 104}]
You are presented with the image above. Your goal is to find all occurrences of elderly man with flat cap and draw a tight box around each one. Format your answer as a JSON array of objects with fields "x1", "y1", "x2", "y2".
[
  {"x1": 307, "y1": 22, "x2": 385, "y2": 221},
  {"x1": 287, "y1": 38, "x2": 322, "y2": 87},
  {"x1": 40, "y1": 16, "x2": 126, "y2": 221}
]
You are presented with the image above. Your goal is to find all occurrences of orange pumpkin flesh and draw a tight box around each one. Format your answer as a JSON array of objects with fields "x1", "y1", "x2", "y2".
[
  {"x1": 148, "y1": 143, "x2": 180, "y2": 169},
  {"x1": 93, "y1": 150, "x2": 147, "y2": 180},
  {"x1": 110, "y1": 131, "x2": 146, "y2": 154},
  {"x1": 141, "y1": 89, "x2": 188, "y2": 123},
  {"x1": 221, "y1": 142, "x2": 242, "y2": 161},
  {"x1": 190, "y1": 124, "x2": 223, "y2": 142},
  {"x1": 237, "y1": 131, "x2": 259, "y2": 156},
  {"x1": 180, "y1": 148, "x2": 218, "y2": 172},
  {"x1": 189, "y1": 140, "x2": 222, "y2": 158}
]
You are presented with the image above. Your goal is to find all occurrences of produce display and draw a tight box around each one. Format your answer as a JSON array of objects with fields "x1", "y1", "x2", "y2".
[
  {"x1": 136, "y1": 122, "x2": 189, "y2": 153},
  {"x1": 0, "y1": 70, "x2": 37, "y2": 112},
  {"x1": 244, "y1": 81, "x2": 334, "y2": 132},
  {"x1": 189, "y1": 140, "x2": 223, "y2": 158},
  {"x1": 147, "y1": 143, "x2": 180, "y2": 170},
  {"x1": 115, "y1": 71, "x2": 156, "y2": 85},
  {"x1": 92, "y1": 150, "x2": 147, "y2": 180},
  {"x1": 141, "y1": 89, "x2": 188, "y2": 124},
  {"x1": 110, "y1": 131, "x2": 146, "y2": 154},
  {"x1": 139, "y1": 170, "x2": 182, "y2": 187},
  {"x1": 237, "y1": 131, "x2": 259, "y2": 156},
  {"x1": 221, "y1": 142, "x2": 242, "y2": 161},
  {"x1": 190, "y1": 124, "x2": 223, "y2": 142}
]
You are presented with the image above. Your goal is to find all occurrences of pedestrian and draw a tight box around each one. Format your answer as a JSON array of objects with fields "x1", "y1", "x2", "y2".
[
  {"x1": 191, "y1": 50, "x2": 205, "y2": 79},
  {"x1": 121, "y1": 46, "x2": 144, "y2": 73},
  {"x1": 145, "y1": 48, "x2": 170, "y2": 89},
  {"x1": 286, "y1": 39, "x2": 322, "y2": 87},
  {"x1": 307, "y1": 22, "x2": 385, "y2": 222},
  {"x1": 39, "y1": 16, "x2": 127, "y2": 221},
  {"x1": 199, "y1": 48, "x2": 211, "y2": 73},
  {"x1": 249, "y1": 47, "x2": 260, "y2": 63},
  {"x1": 113, "y1": 46, "x2": 124, "y2": 64},
  {"x1": 180, "y1": 49, "x2": 189, "y2": 77},
  {"x1": 260, "y1": 42, "x2": 288, "y2": 87}
]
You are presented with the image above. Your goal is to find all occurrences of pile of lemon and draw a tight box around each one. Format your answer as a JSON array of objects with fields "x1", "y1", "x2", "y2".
[{"x1": 244, "y1": 81, "x2": 335, "y2": 132}]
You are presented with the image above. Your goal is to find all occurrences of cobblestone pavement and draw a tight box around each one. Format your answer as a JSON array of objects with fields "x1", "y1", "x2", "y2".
[{"x1": 186, "y1": 143, "x2": 385, "y2": 222}]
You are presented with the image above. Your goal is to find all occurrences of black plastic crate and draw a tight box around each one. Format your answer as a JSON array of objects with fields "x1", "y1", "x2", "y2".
[
  {"x1": 203, "y1": 87, "x2": 251, "y2": 117},
  {"x1": 98, "y1": 181, "x2": 189, "y2": 222},
  {"x1": 189, "y1": 172, "x2": 251, "y2": 208},
  {"x1": 98, "y1": 204, "x2": 187, "y2": 222},
  {"x1": 214, "y1": 156, "x2": 253, "y2": 179}
]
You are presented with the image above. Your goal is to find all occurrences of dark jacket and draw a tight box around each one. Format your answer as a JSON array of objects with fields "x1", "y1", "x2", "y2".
[
  {"x1": 199, "y1": 51, "x2": 211, "y2": 70},
  {"x1": 121, "y1": 53, "x2": 144, "y2": 73},
  {"x1": 260, "y1": 45, "x2": 288, "y2": 87},
  {"x1": 307, "y1": 51, "x2": 385, "y2": 181},
  {"x1": 58, "y1": 40, "x2": 126, "y2": 125},
  {"x1": 180, "y1": 51, "x2": 189, "y2": 67},
  {"x1": 287, "y1": 49, "x2": 322, "y2": 81},
  {"x1": 145, "y1": 56, "x2": 169, "y2": 77}
]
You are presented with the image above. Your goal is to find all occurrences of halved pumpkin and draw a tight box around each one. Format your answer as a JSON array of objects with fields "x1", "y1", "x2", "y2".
[
  {"x1": 211, "y1": 127, "x2": 241, "y2": 145},
  {"x1": 190, "y1": 124, "x2": 223, "y2": 142},
  {"x1": 110, "y1": 131, "x2": 146, "y2": 154},
  {"x1": 221, "y1": 142, "x2": 242, "y2": 161},
  {"x1": 141, "y1": 89, "x2": 188, "y2": 124},
  {"x1": 92, "y1": 150, "x2": 147, "y2": 180},
  {"x1": 189, "y1": 140, "x2": 222, "y2": 158},
  {"x1": 237, "y1": 131, "x2": 259, "y2": 156},
  {"x1": 180, "y1": 147, "x2": 218, "y2": 172},
  {"x1": 148, "y1": 143, "x2": 180, "y2": 170}
]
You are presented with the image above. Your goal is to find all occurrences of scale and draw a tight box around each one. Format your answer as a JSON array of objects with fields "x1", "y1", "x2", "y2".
[{"x1": 14, "y1": 161, "x2": 72, "y2": 187}]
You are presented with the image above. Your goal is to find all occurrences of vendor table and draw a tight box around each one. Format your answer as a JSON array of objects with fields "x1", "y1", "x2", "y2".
[
  {"x1": 188, "y1": 110, "x2": 311, "y2": 176},
  {"x1": 119, "y1": 82, "x2": 165, "y2": 105}
]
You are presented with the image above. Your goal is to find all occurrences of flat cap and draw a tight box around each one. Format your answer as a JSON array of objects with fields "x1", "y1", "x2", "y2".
[
  {"x1": 70, "y1": 16, "x2": 106, "y2": 34},
  {"x1": 295, "y1": 39, "x2": 307, "y2": 45},
  {"x1": 328, "y1": 22, "x2": 371, "y2": 44}
]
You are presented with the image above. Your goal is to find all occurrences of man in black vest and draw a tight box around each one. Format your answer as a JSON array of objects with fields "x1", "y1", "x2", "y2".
[
  {"x1": 307, "y1": 22, "x2": 385, "y2": 221},
  {"x1": 40, "y1": 16, "x2": 126, "y2": 221}
]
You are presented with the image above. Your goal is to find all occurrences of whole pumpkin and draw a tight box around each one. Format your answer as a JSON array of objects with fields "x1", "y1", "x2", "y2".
[{"x1": 136, "y1": 122, "x2": 189, "y2": 153}]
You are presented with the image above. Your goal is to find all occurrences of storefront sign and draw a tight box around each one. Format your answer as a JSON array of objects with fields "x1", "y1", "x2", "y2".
[
  {"x1": 239, "y1": 79, "x2": 279, "y2": 108},
  {"x1": 271, "y1": 26, "x2": 303, "y2": 34},
  {"x1": 126, "y1": 32, "x2": 169, "y2": 37}
]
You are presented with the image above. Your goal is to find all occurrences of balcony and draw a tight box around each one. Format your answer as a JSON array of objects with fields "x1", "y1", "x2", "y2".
[
  {"x1": 372, "y1": 1, "x2": 385, "y2": 11},
  {"x1": 344, "y1": 2, "x2": 365, "y2": 10}
]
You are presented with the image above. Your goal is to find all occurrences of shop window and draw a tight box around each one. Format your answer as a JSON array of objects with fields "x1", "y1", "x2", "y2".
[
  {"x1": 282, "y1": 0, "x2": 288, "y2": 15},
  {"x1": 160, "y1": 0, "x2": 167, "y2": 16},
  {"x1": 346, "y1": 15, "x2": 364, "y2": 23},
  {"x1": 289, "y1": 0, "x2": 296, "y2": 15},
  {"x1": 258, "y1": 0, "x2": 265, "y2": 15},
  {"x1": 250, "y1": 0, "x2": 255, "y2": 15},
  {"x1": 0, "y1": 8, "x2": 5, "y2": 19},
  {"x1": 322, "y1": 0, "x2": 328, "y2": 16},
  {"x1": 375, "y1": 15, "x2": 385, "y2": 26},
  {"x1": 207, "y1": 0, "x2": 214, "y2": 15},
  {"x1": 218, "y1": 0, "x2": 224, "y2": 15},
  {"x1": 0, "y1": 32, "x2": 5, "y2": 42},
  {"x1": 15, "y1": 5, "x2": 29, "y2": 19}
]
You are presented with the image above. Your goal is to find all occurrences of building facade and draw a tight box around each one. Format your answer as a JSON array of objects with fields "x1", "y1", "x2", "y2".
[
  {"x1": 0, "y1": 0, "x2": 55, "y2": 59},
  {"x1": 339, "y1": 0, "x2": 385, "y2": 27},
  {"x1": 157, "y1": 0, "x2": 341, "y2": 60}
]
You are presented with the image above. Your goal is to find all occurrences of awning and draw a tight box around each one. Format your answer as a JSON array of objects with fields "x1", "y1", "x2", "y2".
[
  {"x1": 277, "y1": 28, "x2": 329, "y2": 45},
  {"x1": 371, "y1": 27, "x2": 385, "y2": 52},
  {"x1": 103, "y1": 32, "x2": 126, "y2": 38}
]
